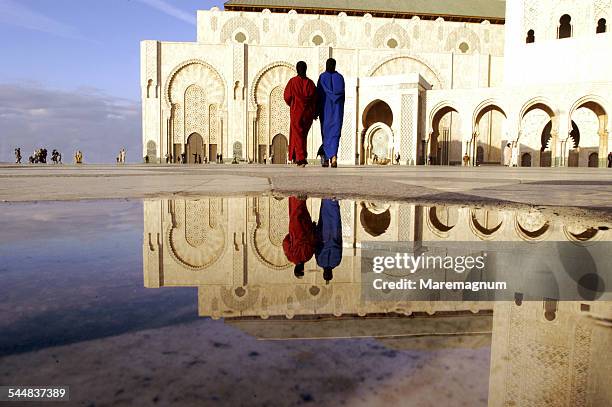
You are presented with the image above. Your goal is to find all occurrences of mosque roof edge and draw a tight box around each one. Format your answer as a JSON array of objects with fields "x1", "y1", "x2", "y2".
[{"x1": 223, "y1": 0, "x2": 506, "y2": 24}]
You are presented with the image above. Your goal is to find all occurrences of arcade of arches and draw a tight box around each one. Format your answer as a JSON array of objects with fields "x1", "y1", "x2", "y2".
[{"x1": 428, "y1": 98, "x2": 609, "y2": 168}]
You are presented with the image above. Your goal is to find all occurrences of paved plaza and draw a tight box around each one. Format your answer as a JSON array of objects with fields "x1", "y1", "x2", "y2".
[{"x1": 1, "y1": 165, "x2": 611, "y2": 221}]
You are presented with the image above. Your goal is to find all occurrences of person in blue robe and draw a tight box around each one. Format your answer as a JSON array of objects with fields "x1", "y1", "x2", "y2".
[
  {"x1": 316, "y1": 58, "x2": 345, "y2": 168},
  {"x1": 315, "y1": 199, "x2": 343, "y2": 282}
]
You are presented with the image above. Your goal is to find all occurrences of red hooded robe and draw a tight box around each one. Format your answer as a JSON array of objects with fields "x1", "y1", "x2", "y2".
[{"x1": 284, "y1": 76, "x2": 317, "y2": 162}]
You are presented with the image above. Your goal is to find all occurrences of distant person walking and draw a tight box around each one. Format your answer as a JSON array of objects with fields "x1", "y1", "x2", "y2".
[
  {"x1": 511, "y1": 144, "x2": 519, "y2": 167},
  {"x1": 608, "y1": 152, "x2": 612, "y2": 168},
  {"x1": 503, "y1": 143, "x2": 512, "y2": 166},
  {"x1": 284, "y1": 61, "x2": 317, "y2": 168},
  {"x1": 120, "y1": 148, "x2": 126, "y2": 164},
  {"x1": 317, "y1": 58, "x2": 345, "y2": 168},
  {"x1": 74, "y1": 150, "x2": 83, "y2": 164},
  {"x1": 14, "y1": 148, "x2": 22, "y2": 164}
]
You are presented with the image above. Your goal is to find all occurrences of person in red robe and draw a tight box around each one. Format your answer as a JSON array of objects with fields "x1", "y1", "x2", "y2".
[
  {"x1": 283, "y1": 196, "x2": 318, "y2": 278},
  {"x1": 284, "y1": 61, "x2": 317, "y2": 167}
]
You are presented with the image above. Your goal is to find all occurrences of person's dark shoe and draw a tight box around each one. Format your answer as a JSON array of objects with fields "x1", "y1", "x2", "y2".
[
  {"x1": 322, "y1": 160, "x2": 329, "y2": 168},
  {"x1": 294, "y1": 263, "x2": 305, "y2": 279},
  {"x1": 323, "y1": 267, "x2": 333, "y2": 282}
]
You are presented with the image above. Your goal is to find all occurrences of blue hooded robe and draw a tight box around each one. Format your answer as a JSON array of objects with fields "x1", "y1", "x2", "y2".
[
  {"x1": 317, "y1": 71, "x2": 345, "y2": 159},
  {"x1": 315, "y1": 199, "x2": 343, "y2": 270}
]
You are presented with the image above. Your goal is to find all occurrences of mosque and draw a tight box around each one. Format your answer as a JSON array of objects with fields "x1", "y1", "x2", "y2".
[{"x1": 141, "y1": 0, "x2": 611, "y2": 167}]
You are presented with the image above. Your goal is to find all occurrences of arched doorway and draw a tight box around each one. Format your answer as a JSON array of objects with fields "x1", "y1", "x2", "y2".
[
  {"x1": 362, "y1": 100, "x2": 393, "y2": 165},
  {"x1": 271, "y1": 134, "x2": 288, "y2": 164},
  {"x1": 569, "y1": 99, "x2": 608, "y2": 168},
  {"x1": 521, "y1": 152, "x2": 532, "y2": 167},
  {"x1": 588, "y1": 153, "x2": 599, "y2": 167},
  {"x1": 430, "y1": 105, "x2": 461, "y2": 165},
  {"x1": 520, "y1": 101, "x2": 557, "y2": 168},
  {"x1": 186, "y1": 133, "x2": 204, "y2": 164},
  {"x1": 473, "y1": 103, "x2": 507, "y2": 165}
]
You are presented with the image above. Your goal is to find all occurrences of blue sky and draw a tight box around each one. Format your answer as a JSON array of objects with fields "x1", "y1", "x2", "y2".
[{"x1": 0, "y1": 0, "x2": 224, "y2": 162}]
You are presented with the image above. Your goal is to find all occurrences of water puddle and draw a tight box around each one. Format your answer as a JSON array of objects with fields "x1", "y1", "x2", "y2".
[{"x1": 0, "y1": 196, "x2": 610, "y2": 406}]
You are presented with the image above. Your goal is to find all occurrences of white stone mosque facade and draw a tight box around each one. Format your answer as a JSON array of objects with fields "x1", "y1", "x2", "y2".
[{"x1": 141, "y1": 0, "x2": 612, "y2": 167}]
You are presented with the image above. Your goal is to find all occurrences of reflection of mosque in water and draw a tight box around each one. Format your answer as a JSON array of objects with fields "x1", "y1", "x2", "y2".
[
  {"x1": 144, "y1": 196, "x2": 607, "y2": 318},
  {"x1": 143, "y1": 197, "x2": 611, "y2": 406}
]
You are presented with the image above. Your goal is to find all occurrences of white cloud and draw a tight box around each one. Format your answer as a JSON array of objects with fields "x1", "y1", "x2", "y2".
[
  {"x1": 0, "y1": 83, "x2": 142, "y2": 163},
  {"x1": 136, "y1": 0, "x2": 196, "y2": 25},
  {"x1": 0, "y1": 0, "x2": 83, "y2": 39}
]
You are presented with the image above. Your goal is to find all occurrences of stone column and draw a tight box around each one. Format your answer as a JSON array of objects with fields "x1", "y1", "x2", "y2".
[
  {"x1": 550, "y1": 130, "x2": 561, "y2": 167},
  {"x1": 599, "y1": 130, "x2": 609, "y2": 168}
]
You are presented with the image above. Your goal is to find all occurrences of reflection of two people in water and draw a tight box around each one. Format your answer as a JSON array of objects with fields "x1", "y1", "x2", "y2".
[{"x1": 282, "y1": 196, "x2": 342, "y2": 282}]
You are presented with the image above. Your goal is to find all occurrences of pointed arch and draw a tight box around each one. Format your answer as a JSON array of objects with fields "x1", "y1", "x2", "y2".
[
  {"x1": 165, "y1": 60, "x2": 226, "y2": 107},
  {"x1": 368, "y1": 55, "x2": 443, "y2": 89}
]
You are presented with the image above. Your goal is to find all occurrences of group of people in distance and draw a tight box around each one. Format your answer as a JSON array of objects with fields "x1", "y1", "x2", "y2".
[
  {"x1": 14, "y1": 148, "x2": 63, "y2": 164},
  {"x1": 284, "y1": 58, "x2": 345, "y2": 168}
]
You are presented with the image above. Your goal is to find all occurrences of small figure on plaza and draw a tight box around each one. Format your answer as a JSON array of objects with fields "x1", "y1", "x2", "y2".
[
  {"x1": 511, "y1": 144, "x2": 519, "y2": 167},
  {"x1": 284, "y1": 61, "x2": 317, "y2": 168},
  {"x1": 263, "y1": 153, "x2": 267, "y2": 164},
  {"x1": 463, "y1": 153, "x2": 470, "y2": 166},
  {"x1": 317, "y1": 58, "x2": 345, "y2": 168},
  {"x1": 119, "y1": 148, "x2": 126, "y2": 164},
  {"x1": 14, "y1": 148, "x2": 22, "y2": 164},
  {"x1": 503, "y1": 143, "x2": 512, "y2": 166},
  {"x1": 608, "y1": 152, "x2": 612, "y2": 168},
  {"x1": 395, "y1": 152, "x2": 401, "y2": 165},
  {"x1": 74, "y1": 150, "x2": 83, "y2": 164}
]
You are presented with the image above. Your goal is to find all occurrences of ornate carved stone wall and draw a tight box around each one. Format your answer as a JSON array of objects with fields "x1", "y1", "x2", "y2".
[
  {"x1": 373, "y1": 23, "x2": 411, "y2": 48},
  {"x1": 298, "y1": 19, "x2": 337, "y2": 46},
  {"x1": 252, "y1": 64, "x2": 293, "y2": 146},
  {"x1": 185, "y1": 85, "x2": 208, "y2": 142},
  {"x1": 220, "y1": 16, "x2": 260, "y2": 44},
  {"x1": 269, "y1": 86, "x2": 290, "y2": 140},
  {"x1": 401, "y1": 94, "x2": 416, "y2": 161},
  {"x1": 166, "y1": 61, "x2": 225, "y2": 146}
]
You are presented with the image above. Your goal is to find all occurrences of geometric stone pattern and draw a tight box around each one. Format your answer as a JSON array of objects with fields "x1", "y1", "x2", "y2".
[
  {"x1": 401, "y1": 94, "x2": 415, "y2": 162},
  {"x1": 373, "y1": 23, "x2": 410, "y2": 48},
  {"x1": 298, "y1": 19, "x2": 337, "y2": 46}
]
